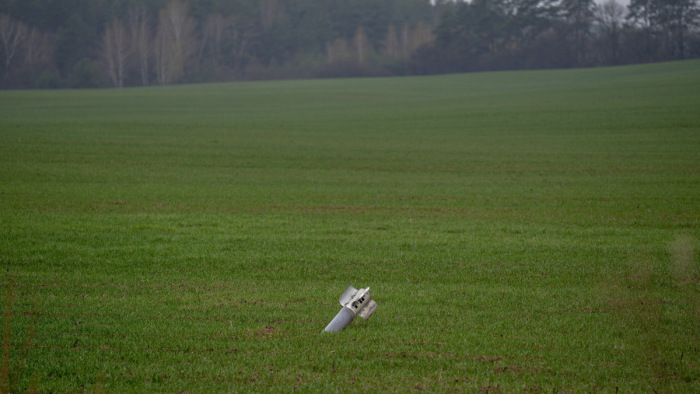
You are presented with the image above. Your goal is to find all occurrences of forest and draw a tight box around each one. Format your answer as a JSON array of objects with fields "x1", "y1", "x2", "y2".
[{"x1": 0, "y1": 0, "x2": 699, "y2": 89}]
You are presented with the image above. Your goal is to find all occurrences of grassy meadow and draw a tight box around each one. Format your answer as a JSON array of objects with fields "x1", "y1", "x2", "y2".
[{"x1": 1, "y1": 60, "x2": 699, "y2": 391}]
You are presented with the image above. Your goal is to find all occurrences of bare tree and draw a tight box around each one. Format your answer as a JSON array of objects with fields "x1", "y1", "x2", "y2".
[
  {"x1": 24, "y1": 27, "x2": 52, "y2": 68},
  {"x1": 383, "y1": 25, "x2": 401, "y2": 59},
  {"x1": 203, "y1": 14, "x2": 222, "y2": 61},
  {"x1": 353, "y1": 26, "x2": 369, "y2": 65},
  {"x1": 154, "y1": 0, "x2": 197, "y2": 85},
  {"x1": 401, "y1": 23, "x2": 411, "y2": 59},
  {"x1": 153, "y1": 30, "x2": 169, "y2": 85},
  {"x1": 101, "y1": 18, "x2": 129, "y2": 87},
  {"x1": 225, "y1": 15, "x2": 254, "y2": 77},
  {"x1": 128, "y1": 5, "x2": 151, "y2": 86},
  {"x1": 410, "y1": 22, "x2": 434, "y2": 54},
  {"x1": 0, "y1": 14, "x2": 28, "y2": 74},
  {"x1": 383, "y1": 22, "x2": 434, "y2": 63},
  {"x1": 259, "y1": 0, "x2": 286, "y2": 31},
  {"x1": 326, "y1": 38, "x2": 351, "y2": 65},
  {"x1": 595, "y1": 0, "x2": 626, "y2": 64}
]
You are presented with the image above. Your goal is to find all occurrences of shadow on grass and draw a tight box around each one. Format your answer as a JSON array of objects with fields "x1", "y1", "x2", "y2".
[
  {"x1": 600, "y1": 234, "x2": 699, "y2": 389},
  {"x1": 2, "y1": 274, "x2": 41, "y2": 392}
]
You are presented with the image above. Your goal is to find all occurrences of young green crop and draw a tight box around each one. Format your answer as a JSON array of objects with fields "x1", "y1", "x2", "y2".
[{"x1": 1, "y1": 60, "x2": 699, "y2": 391}]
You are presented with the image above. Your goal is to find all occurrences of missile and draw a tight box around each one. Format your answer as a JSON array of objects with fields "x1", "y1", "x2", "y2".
[{"x1": 323, "y1": 285, "x2": 377, "y2": 332}]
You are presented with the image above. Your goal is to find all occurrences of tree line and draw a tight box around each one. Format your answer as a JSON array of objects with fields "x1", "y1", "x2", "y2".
[
  {"x1": 417, "y1": 0, "x2": 700, "y2": 73},
  {"x1": 0, "y1": 0, "x2": 698, "y2": 89}
]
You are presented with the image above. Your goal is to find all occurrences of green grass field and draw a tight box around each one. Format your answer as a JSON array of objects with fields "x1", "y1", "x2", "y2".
[{"x1": 1, "y1": 60, "x2": 699, "y2": 392}]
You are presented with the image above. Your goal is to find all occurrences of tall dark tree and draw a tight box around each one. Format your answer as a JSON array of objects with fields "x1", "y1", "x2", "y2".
[
  {"x1": 433, "y1": 0, "x2": 507, "y2": 71},
  {"x1": 655, "y1": 0, "x2": 700, "y2": 59},
  {"x1": 503, "y1": 0, "x2": 559, "y2": 49},
  {"x1": 561, "y1": 0, "x2": 596, "y2": 65},
  {"x1": 628, "y1": 0, "x2": 700, "y2": 60},
  {"x1": 54, "y1": 14, "x2": 102, "y2": 78},
  {"x1": 627, "y1": 0, "x2": 657, "y2": 59}
]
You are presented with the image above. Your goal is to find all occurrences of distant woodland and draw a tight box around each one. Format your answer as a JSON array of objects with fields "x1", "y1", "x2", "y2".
[{"x1": 1, "y1": 0, "x2": 699, "y2": 89}]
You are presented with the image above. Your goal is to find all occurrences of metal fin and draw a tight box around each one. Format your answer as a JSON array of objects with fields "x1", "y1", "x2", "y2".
[{"x1": 339, "y1": 285, "x2": 358, "y2": 306}]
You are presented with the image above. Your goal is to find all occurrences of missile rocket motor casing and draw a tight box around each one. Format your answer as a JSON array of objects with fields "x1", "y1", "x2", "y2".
[{"x1": 323, "y1": 286, "x2": 377, "y2": 332}]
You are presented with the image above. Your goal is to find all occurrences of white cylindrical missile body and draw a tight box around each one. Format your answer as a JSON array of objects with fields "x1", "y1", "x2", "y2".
[{"x1": 323, "y1": 306, "x2": 355, "y2": 332}]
